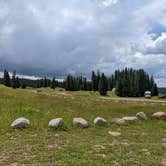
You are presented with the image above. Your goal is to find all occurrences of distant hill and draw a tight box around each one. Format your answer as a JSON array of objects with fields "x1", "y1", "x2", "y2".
[{"x1": 158, "y1": 87, "x2": 166, "y2": 94}]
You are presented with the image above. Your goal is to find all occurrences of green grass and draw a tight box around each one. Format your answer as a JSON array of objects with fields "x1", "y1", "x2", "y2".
[{"x1": 0, "y1": 85, "x2": 166, "y2": 165}]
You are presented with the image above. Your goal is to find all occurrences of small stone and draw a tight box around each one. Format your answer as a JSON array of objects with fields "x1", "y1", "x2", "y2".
[
  {"x1": 136, "y1": 112, "x2": 147, "y2": 120},
  {"x1": 163, "y1": 159, "x2": 166, "y2": 166},
  {"x1": 108, "y1": 131, "x2": 121, "y2": 137},
  {"x1": 122, "y1": 116, "x2": 138, "y2": 122},
  {"x1": 94, "y1": 145, "x2": 105, "y2": 150},
  {"x1": 94, "y1": 117, "x2": 107, "y2": 126},
  {"x1": 95, "y1": 154, "x2": 106, "y2": 158},
  {"x1": 121, "y1": 142, "x2": 130, "y2": 146},
  {"x1": 161, "y1": 143, "x2": 166, "y2": 149},
  {"x1": 152, "y1": 112, "x2": 166, "y2": 120},
  {"x1": 73, "y1": 118, "x2": 89, "y2": 128},
  {"x1": 111, "y1": 118, "x2": 126, "y2": 125},
  {"x1": 11, "y1": 117, "x2": 30, "y2": 128},
  {"x1": 48, "y1": 118, "x2": 64, "y2": 128}
]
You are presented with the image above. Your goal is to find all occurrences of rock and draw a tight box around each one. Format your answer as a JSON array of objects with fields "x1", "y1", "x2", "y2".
[
  {"x1": 73, "y1": 118, "x2": 89, "y2": 128},
  {"x1": 95, "y1": 154, "x2": 106, "y2": 158},
  {"x1": 136, "y1": 112, "x2": 147, "y2": 120},
  {"x1": 108, "y1": 131, "x2": 121, "y2": 137},
  {"x1": 112, "y1": 88, "x2": 116, "y2": 92},
  {"x1": 11, "y1": 117, "x2": 30, "y2": 128},
  {"x1": 94, "y1": 117, "x2": 107, "y2": 126},
  {"x1": 122, "y1": 116, "x2": 138, "y2": 122},
  {"x1": 48, "y1": 118, "x2": 64, "y2": 128},
  {"x1": 163, "y1": 159, "x2": 166, "y2": 166},
  {"x1": 152, "y1": 112, "x2": 166, "y2": 120},
  {"x1": 161, "y1": 143, "x2": 166, "y2": 149},
  {"x1": 111, "y1": 118, "x2": 126, "y2": 125},
  {"x1": 94, "y1": 145, "x2": 105, "y2": 150}
]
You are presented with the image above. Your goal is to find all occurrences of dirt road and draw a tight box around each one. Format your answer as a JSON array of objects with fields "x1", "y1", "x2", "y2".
[{"x1": 100, "y1": 97, "x2": 166, "y2": 104}]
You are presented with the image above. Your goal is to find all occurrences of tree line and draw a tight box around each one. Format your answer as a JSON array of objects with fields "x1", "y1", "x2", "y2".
[
  {"x1": 64, "y1": 68, "x2": 158, "y2": 96},
  {"x1": 2, "y1": 70, "x2": 64, "y2": 89},
  {"x1": 114, "y1": 68, "x2": 158, "y2": 97},
  {"x1": 1, "y1": 68, "x2": 158, "y2": 97}
]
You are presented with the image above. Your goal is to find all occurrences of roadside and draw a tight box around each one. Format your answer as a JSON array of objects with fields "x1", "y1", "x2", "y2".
[{"x1": 100, "y1": 96, "x2": 166, "y2": 104}]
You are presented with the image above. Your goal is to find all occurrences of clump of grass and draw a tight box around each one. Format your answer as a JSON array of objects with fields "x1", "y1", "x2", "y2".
[{"x1": 48, "y1": 125, "x2": 69, "y2": 132}]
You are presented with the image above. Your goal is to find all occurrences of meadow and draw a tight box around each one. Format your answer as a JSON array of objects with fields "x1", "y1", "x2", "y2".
[{"x1": 0, "y1": 85, "x2": 165, "y2": 165}]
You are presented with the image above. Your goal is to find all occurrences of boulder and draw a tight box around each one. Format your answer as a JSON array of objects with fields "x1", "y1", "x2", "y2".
[
  {"x1": 122, "y1": 116, "x2": 138, "y2": 122},
  {"x1": 152, "y1": 112, "x2": 166, "y2": 120},
  {"x1": 94, "y1": 117, "x2": 107, "y2": 126},
  {"x1": 73, "y1": 118, "x2": 89, "y2": 128},
  {"x1": 48, "y1": 118, "x2": 64, "y2": 128},
  {"x1": 136, "y1": 112, "x2": 147, "y2": 120},
  {"x1": 108, "y1": 131, "x2": 121, "y2": 137},
  {"x1": 11, "y1": 117, "x2": 30, "y2": 128},
  {"x1": 111, "y1": 118, "x2": 126, "y2": 125}
]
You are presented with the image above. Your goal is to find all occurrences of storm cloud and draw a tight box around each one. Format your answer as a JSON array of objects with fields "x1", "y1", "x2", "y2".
[{"x1": 0, "y1": 0, "x2": 166, "y2": 86}]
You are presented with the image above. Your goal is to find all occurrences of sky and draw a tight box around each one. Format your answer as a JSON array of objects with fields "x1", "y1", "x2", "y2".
[{"x1": 0, "y1": 0, "x2": 166, "y2": 86}]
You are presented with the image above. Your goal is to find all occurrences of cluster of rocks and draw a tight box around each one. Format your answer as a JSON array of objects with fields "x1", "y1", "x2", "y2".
[
  {"x1": 111, "y1": 111, "x2": 148, "y2": 125},
  {"x1": 10, "y1": 111, "x2": 166, "y2": 129}
]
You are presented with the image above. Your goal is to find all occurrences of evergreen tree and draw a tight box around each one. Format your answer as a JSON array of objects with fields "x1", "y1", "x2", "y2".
[
  {"x1": 11, "y1": 71, "x2": 17, "y2": 89},
  {"x1": 21, "y1": 82, "x2": 27, "y2": 89},
  {"x1": 114, "y1": 68, "x2": 158, "y2": 97},
  {"x1": 16, "y1": 77, "x2": 20, "y2": 88},
  {"x1": 43, "y1": 77, "x2": 47, "y2": 87},
  {"x1": 153, "y1": 83, "x2": 158, "y2": 96},
  {"x1": 96, "y1": 70, "x2": 100, "y2": 91},
  {"x1": 115, "y1": 77, "x2": 123, "y2": 96},
  {"x1": 150, "y1": 76, "x2": 155, "y2": 96},
  {"x1": 91, "y1": 71, "x2": 97, "y2": 91},
  {"x1": 98, "y1": 73, "x2": 108, "y2": 96},
  {"x1": 82, "y1": 78, "x2": 87, "y2": 90},
  {"x1": 65, "y1": 75, "x2": 71, "y2": 90},
  {"x1": 3, "y1": 69, "x2": 10, "y2": 87},
  {"x1": 108, "y1": 77, "x2": 113, "y2": 91},
  {"x1": 51, "y1": 77, "x2": 56, "y2": 89}
]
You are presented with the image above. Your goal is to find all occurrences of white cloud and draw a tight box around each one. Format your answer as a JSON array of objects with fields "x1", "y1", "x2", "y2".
[
  {"x1": 145, "y1": 33, "x2": 166, "y2": 54},
  {"x1": 102, "y1": 0, "x2": 118, "y2": 7}
]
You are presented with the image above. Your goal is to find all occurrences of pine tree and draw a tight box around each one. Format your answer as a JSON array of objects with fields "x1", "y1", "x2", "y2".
[
  {"x1": 21, "y1": 82, "x2": 27, "y2": 89},
  {"x1": 3, "y1": 69, "x2": 10, "y2": 87},
  {"x1": 115, "y1": 77, "x2": 123, "y2": 96},
  {"x1": 43, "y1": 77, "x2": 47, "y2": 87},
  {"x1": 150, "y1": 76, "x2": 155, "y2": 96},
  {"x1": 98, "y1": 73, "x2": 108, "y2": 96},
  {"x1": 16, "y1": 77, "x2": 20, "y2": 88},
  {"x1": 65, "y1": 75, "x2": 71, "y2": 90},
  {"x1": 51, "y1": 77, "x2": 56, "y2": 89},
  {"x1": 96, "y1": 70, "x2": 100, "y2": 91},
  {"x1": 11, "y1": 71, "x2": 17, "y2": 89},
  {"x1": 82, "y1": 78, "x2": 87, "y2": 90},
  {"x1": 91, "y1": 71, "x2": 97, "y2": 91},
  {"x1": 153, "y1": 83, "x2": 158, "y2": 96}
]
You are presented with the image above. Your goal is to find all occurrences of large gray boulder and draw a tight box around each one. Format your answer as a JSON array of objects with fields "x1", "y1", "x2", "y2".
[
  {"x1": 73, "y1": 118, "x2": 89, "y2": 128},
  {"x1": 136, "y1": 112, "x2": 147, "y2": 120},
  {"x1": 11, "y1": 117, "x2": 30, "y2": 128},
  {"x1": 111, "y1": 118, "x2": 126, "y2": 125},
  {"x1": 152, "y1": 112, "x2": 166, "y2": 120},
  {"x1": 122, "y1": 116, "x2": 138, "y2": 122},
  {"x1": 49, "y1": 118, "x2": 64, "y2": 128},
  {"x1": 94, "y1": 117, "x2": 107, "y2": 126}
]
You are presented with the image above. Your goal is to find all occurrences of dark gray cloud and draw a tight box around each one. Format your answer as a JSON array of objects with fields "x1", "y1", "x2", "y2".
[{"x1": 0, "y1": 0, "x2": 166, "y2": 86}]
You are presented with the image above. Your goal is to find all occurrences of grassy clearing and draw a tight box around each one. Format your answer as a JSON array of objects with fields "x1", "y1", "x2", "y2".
[{"x1": 0, "y1": 85, "x2": 166, "y2": 165}]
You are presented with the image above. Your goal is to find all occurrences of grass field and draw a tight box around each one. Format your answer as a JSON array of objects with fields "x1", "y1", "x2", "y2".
[{"x1": 0, "y1": 85, "x2": 166, "y2": 165}]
